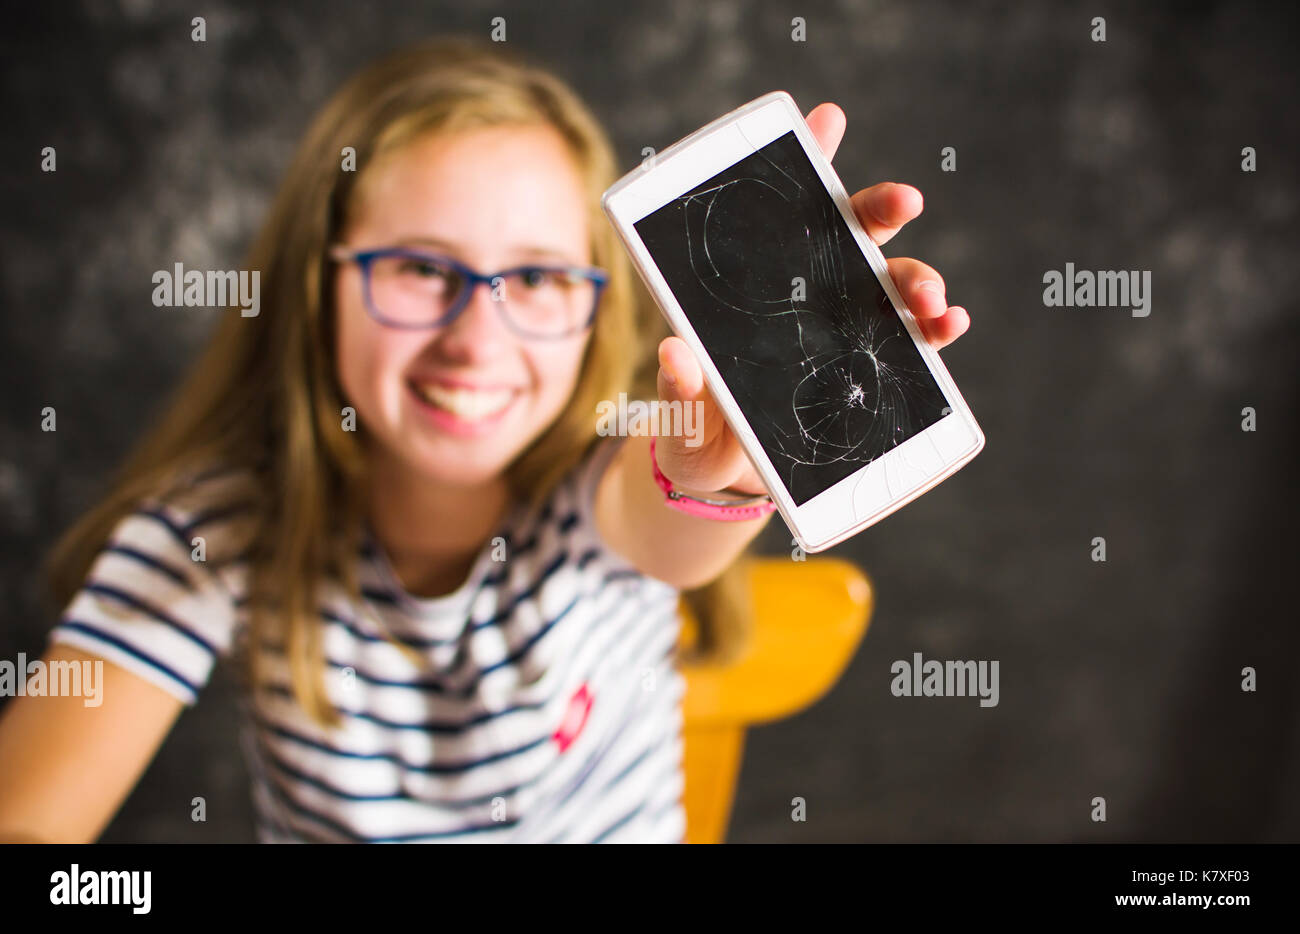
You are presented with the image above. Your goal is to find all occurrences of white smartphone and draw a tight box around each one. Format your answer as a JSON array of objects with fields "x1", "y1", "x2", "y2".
[{"x1": 602, "y1": 91, "x2": 985, "y2": 553}]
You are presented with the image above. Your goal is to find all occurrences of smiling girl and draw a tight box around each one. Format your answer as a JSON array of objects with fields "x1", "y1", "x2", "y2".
[{"x1": 0, "y1": 37, "x2": 968, "y2": 843}]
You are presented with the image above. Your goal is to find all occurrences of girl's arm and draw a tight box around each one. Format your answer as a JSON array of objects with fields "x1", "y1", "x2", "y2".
[
  {"x1": 0, "y1": 644, "x2": 185, "y2": 843},
  {"x1": 595, "y1": 431, "x2": 773, "y2": 590}
]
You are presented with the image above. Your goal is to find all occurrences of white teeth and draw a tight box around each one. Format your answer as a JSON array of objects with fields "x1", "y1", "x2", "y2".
[{"x1": 414, "y1": 382, "x2": 515, "y2": 420}]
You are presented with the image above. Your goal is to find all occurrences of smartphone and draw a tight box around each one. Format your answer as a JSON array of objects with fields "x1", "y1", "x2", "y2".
[{"x1": 601, "y1": 91, "x2": 985, "y2": 553}]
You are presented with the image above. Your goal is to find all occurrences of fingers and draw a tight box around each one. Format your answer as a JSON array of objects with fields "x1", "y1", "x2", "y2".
[
  {"x1": 887, "y1": 256, "x2": 948, "y2": 320},
  {"x1": 851, "y1": 182, "x2": 923, "y2": 246},
  {"x1": 803, "y1": 102, "x2": 847, "y2": 162},
  {"x1": 802, "y1": 104, "x2": 920, "y2": 247},
  {"x1": 799, "y1": 110, "x2": 956, "y2": 347},
  {"x1": 886, "y1": 256, "x2": 970, "y2": 350},
  {"x1": 916, "y1": 306, "x2": 970, "y2": 350}
]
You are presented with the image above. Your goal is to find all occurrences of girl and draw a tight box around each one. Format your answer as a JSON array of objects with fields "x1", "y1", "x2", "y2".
[{"x1": 0, "y1": 37, "x2": 969, "y2": 843}]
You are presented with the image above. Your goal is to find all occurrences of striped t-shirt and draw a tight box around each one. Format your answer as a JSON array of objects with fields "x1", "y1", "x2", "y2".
[{"x1": 48, "y1": 436, "x2": 688, "y2": 843}]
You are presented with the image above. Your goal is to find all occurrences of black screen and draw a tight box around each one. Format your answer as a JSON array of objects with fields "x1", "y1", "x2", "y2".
[{"x1": 633, "y1": 130, "x2": 952, "y2": 506}]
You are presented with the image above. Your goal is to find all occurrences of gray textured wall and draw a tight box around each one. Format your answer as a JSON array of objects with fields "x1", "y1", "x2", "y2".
[{"x1": 1, "y1": 0, "x2": 1296, "y2": 842}]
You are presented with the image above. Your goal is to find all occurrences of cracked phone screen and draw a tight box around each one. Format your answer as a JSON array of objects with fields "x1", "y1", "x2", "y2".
[{"x1": 633, "y1": 130, "x2": 952, "y2": 506}]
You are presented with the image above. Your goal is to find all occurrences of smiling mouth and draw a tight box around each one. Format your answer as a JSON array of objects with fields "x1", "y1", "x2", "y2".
[{"x1": 408, "y1": 379, "x2": 519, "y2": 420}]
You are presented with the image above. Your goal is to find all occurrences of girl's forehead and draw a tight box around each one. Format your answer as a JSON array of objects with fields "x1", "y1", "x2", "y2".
[
  {"x1": 345, "y1": 125, "x2": 591, "y2": 258},
  {"x1": 368, "y1": 123, "x2": 579, "y2": 188}
]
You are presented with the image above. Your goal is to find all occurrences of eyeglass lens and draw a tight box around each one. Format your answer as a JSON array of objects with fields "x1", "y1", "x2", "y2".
[{"x1": 367, "y1": 254, "x2": 595, "y2": 335}]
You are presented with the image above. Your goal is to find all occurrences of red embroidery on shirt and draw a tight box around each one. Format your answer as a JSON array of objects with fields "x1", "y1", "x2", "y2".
[{"x1": 552, "y1": 681, "x2": 593, "y2": 753}]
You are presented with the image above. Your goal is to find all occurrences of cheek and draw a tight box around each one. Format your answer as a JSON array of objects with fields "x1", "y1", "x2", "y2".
[
  {"x1": 334, "y1": 284, "x2": 412, "y2": 426},
  {"x1": 531, "y1": 339, "x2": 590, "y2": 409}
]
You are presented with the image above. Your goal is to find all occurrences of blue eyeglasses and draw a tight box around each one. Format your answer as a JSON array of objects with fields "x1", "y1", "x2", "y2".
[{"x1": 329, "y1": 245, "x2": 608, "y2": 340}]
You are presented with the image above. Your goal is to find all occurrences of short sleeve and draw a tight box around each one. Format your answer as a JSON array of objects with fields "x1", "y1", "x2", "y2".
[{"x1": 46, "y1": 500, "x2": 242, "y2": 707}]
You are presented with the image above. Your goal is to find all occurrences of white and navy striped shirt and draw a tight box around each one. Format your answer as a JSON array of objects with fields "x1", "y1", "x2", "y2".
[{"x1": 48, "y1": 436, "x2": 688, "y2": 843}]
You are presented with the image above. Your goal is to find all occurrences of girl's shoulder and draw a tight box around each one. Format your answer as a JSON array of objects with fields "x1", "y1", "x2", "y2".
[
  {"x1": 148, "y1": 462, "x2": 263, "y2": 560},
  {"x1": 45, "y1": 461, "x2": 259, "y2": 706},
  {"x1": 118, "y1": 461, "x2": 266, "y2": 587}
]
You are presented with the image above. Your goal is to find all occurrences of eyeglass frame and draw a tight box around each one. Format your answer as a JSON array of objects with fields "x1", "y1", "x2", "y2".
[{"x1": 328, "y1": 244, "x2": 609, "y2": 340}]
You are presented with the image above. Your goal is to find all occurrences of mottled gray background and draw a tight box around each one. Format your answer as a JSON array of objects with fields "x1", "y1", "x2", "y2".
[{"x1": 2, "y1": 0, "x2": 1296, "y2": 843}]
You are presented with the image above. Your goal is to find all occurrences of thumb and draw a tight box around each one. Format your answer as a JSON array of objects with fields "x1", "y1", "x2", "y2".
[
  {"x1": 654, "y1": 336, "x2": 717, "y2": 464},
  {"x1": 656, "y1": 336, "x2": 705, "y2": 404}
]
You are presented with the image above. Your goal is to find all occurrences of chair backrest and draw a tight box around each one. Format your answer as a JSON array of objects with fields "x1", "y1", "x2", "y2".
[{"x1": 676, "y1": 557, "x2": 874, "y2": 843}]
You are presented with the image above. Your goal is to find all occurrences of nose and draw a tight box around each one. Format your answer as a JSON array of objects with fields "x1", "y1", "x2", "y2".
[{"x1": 434, "y1": 275, "x2": 514, "y2": 361}]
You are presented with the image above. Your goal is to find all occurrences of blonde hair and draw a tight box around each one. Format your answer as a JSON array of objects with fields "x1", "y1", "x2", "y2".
[{"x1": 43, "y1": 36, "x2": 749, "y2": 729}]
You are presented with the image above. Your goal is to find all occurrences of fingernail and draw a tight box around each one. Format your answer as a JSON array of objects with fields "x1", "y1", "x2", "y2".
[
  {"x1": 919, "y1": 281, "x2": 945, "y2": 297},
  {"x1": 662, "y1": 366, "x2": 677, "y2": 387}
]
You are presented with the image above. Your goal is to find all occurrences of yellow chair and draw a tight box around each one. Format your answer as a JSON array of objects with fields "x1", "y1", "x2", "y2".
[{"x1": 676, "y1": 557, "x2": 874, "y2": 844}]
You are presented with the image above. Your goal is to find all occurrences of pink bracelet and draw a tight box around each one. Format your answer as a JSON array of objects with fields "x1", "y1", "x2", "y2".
[{"x1": 649, "y1": 437, "x2": 777, "y2": 521}]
